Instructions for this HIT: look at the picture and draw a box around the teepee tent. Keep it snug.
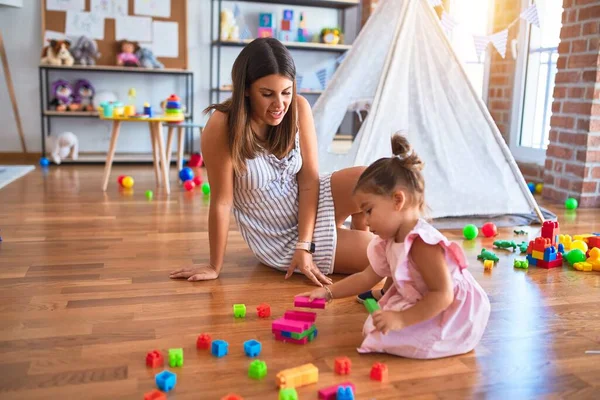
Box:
[313,0,544,222]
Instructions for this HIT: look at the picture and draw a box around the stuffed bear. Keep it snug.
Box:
[71,36,101,66]
[50,79,75,111]
[136,47,164,69]
[46,132,79,165]
[41,39,74,66]
[72,79,95,111]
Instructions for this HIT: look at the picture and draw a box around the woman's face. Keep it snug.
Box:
[247,74,293,126]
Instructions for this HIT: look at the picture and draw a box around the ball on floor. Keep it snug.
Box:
[121,176,134,189]
[481,222,497,238]
[179,167,194,182]
[565,198,578,210]
[463,224,478,240]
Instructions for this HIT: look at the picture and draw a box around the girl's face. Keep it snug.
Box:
[354,189,411,241]
[247,74,293,127]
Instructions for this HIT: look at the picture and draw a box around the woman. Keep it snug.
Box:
[169,38,372,286]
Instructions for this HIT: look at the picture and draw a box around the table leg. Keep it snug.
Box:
[166,126,174,173]
[149,122,161,187]
[155,123,171,195]
[177,126,184,172]
[102,120,122,191]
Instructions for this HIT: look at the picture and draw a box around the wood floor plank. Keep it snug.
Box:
[0,165,598,398]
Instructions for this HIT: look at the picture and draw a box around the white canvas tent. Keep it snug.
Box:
[313,0,544,222]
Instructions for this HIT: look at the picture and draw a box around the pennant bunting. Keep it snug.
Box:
[315,68,328,90]
[490,29,508,58]
[473,35,490,58]
[520,4,540,28]
[441,12,458,35]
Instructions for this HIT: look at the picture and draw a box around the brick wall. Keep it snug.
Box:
[487,0,521,142]
[543,0,600,207]
[518,162,545,184]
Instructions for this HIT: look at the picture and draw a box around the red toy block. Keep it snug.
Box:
[144,389,167,400]
[588,236,600,249]
[221,394,243,400]
[370,362,388,382]
[334,356,352,375]
[294,295,326,309]
[284,310,317,323]
[318,381,355,400]
[196,333,212,350]
[272,317,312,333]
[541,221,559,244]
[536,254,563,269]
[532,237,551,253]
[145,350,164,368]
[257,303,271,318]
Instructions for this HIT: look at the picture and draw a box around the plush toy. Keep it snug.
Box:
[70,36,100,66]
[46,132,79,165]
[41,39,74,66]
[72,79,95,111]
[136,47,164,69]
[50,79,75,111]
[116,40,140,67]
[220,9,240,41]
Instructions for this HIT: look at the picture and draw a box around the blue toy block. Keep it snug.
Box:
[155,370,177,392]
[259,13,274,28]
[526,254,538,266]
[558,243,565,254]
[244,339,262,357]
[337,385,355,400]
[212,339,229,357]
[280,331,292,338]
[544,246,557,262]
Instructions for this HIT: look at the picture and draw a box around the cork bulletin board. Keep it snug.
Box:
[41,0,188,69]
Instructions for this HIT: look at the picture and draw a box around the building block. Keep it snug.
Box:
[144,389,167,400]
[284,310,317,323]
[221,394,243,400]
[233,304,246,318]
[558,243,565,254]
[289,325,316,340]
[294,295,326,309]
[337,385,355,400]
[244,339,262,357]
[145,350,163,368]
[544,246,557,261]
[573,261,593,271]
[364,298,381,314]
[248,359,267,380]
[541,220,559,243]
[212,339,229,357]
[273,331,309,344]
[334,356,352,375]
[197,333,212,350]
[272,318,312,333]
[526,254,538,266]
[318,381,356,400]
[588,236,600,249]
[483,260,493,271]
[155,370,177,392]
[276,363,319,389]
[259,12,274,28]
[279,388,298,400]
[168,348,183,367]
[309,329,318,342]
[587,248,600,270]
[257,303,271,318]
[370,362,388,382]
[532,250,544,260]
[536,257,563,269]
[532,237,551,252]
[558,234,572,250]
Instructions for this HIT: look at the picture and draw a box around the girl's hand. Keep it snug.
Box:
[169,265,219,281]
[297,286,329,302]
[372,310,404,335]
[285,250,333,287]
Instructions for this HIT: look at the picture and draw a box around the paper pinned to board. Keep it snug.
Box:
[152,21,178,58]
[46,0,84,11]
[134,0,170,18]
[91,0,128,18]
[65,11,105,40]
[115,15,152,42]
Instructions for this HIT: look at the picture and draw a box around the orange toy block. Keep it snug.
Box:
[276,363,319,389]
[532,237,551,253]
[334,356,352,375]
[144,390,167,400]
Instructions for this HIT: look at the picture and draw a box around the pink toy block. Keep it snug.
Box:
[257,27,273,38]
[318,381,356,400]
[294,296,326,309]
[284,310,317,323]
[273,331,309,344]
[272,318,311,333]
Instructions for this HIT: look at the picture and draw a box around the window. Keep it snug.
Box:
[510,0,564,164]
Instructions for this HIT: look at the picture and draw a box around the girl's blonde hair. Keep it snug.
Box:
[204,38,298,174]
[354,133,426,211]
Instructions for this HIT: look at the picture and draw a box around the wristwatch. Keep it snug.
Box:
[296,241,315,254]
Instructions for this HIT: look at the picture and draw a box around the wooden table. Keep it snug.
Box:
[99,114,184,194]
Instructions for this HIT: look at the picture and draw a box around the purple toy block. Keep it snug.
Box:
[294,296,326,309]
[317,382,356,400]
[284,310,317,323]
[272,318,311,333]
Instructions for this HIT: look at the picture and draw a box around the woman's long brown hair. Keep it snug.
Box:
[204,38,298,174]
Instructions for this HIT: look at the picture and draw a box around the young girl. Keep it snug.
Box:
[301,134,491,359]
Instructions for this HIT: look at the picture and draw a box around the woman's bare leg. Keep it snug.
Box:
[330,166,368,229]
[333,228,372,274]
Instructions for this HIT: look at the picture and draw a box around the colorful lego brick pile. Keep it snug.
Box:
[272,309,318,344]
[526,221,563,269]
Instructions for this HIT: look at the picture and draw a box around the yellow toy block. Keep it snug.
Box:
[276,363,318,389]
[586,248,600,271]
[532,250,544,260]
[483,260,493,271]
[573,262,593,272]
[573,234,592,243]
[558,234,572,250]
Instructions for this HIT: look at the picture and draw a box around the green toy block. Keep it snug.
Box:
[168,348,183,367]
[233,304,246,318]
[248,359,267,380]
[513,259,529,269]
[289,325,315,340]
[364,298,380,314]
[279,388,298,400]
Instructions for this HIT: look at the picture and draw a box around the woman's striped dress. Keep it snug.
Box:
[232,134,337,275]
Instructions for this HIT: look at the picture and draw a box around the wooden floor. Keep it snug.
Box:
[0,165,599,400]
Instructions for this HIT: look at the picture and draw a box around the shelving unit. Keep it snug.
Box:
[38,65,194,162]
[209,0,360,104]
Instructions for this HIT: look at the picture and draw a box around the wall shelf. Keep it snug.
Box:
[231,0,360,9]
[213,39,351,52]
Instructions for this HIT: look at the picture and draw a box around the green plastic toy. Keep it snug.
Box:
[168,348,183,367]
[279,388,299,400]
[493,240,518,252]
[233,304,246,318]
[249,359,267,380]
[513,259,529,269]
[364,298,380,314]
[518,241,528,254]
[513,229,526,235]
[565,249,586,265]
[477,248,499,262]
[145,190,153,200]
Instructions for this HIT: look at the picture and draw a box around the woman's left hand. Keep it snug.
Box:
[285,250,333,287]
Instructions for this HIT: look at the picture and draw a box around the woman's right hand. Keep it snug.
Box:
[169,265,219,281]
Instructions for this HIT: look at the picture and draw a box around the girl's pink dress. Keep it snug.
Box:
[358,219,491,359]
